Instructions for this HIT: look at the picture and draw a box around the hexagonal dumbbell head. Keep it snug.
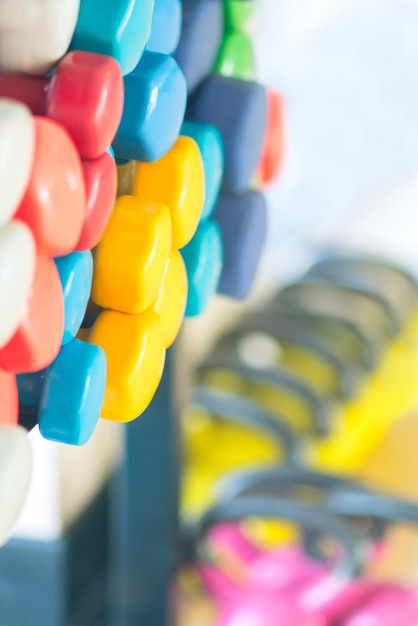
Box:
[187,75,267,193]
[0,0,80,74]
[214,30,256,81]
[55,251,93,345]
[17,339,106,446]
[113,51,187,162]
[71,0,153,76]
[0,256,64,374]
[76,153,117,251]
[92,195,172,314]
[173,0,223,93]
[0,100,35,228]
[88,309,166,422]
[181,220,223,317]
[132,136,205,248]
[150,249,188,348]
[15,117,86,257]
[213,190,267,299]
[257,90,286,186]
[0,51,124,160]
[0,425,32,546]
[0,221,36,349]
[147,0,182,55]
[0,369,18,427]
[181,121,224,221]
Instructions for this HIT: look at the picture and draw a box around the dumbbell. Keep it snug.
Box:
[187,75,267,193]
[147,0,182,55]
[224,0,260,36]
[0,0,80,74]
[0,100,35,227]
[0,426,32,546]
[0,51,124,160]
[70,0,154,76]
[55,251,93,345]
[174,0,224,93]
[14,116,86,257]
[181,220,224,317]
[213,190,267,299]
[112,51,187,162]
[181,121,224,221]
[0,255,64,374]
[92,195,172,314]
[18,338,106,446]
[214,29,256,81]
[257,89,286,186]
[0,369,18,427]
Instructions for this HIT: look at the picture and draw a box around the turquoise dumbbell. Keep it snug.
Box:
[70,0,154,76]
[181,121,224,221]
[54,251,93,346]
[147,0,182,55]
[18,339,106,446]
[181,220,224,317]
[113,51,187,162]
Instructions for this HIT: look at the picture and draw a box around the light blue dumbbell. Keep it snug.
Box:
[18,339,106,446]
[147,0,182,55]
[54,251,93,345]
[181,220,223,317]
[181,121,224,221]
[113,51,187,162]
[70,0,154,76]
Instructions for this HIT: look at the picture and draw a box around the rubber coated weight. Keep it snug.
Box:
[0,426,32,546]
[132,136,205,248]
[181,121,224,221]
[0,0,80,74]
[55,252,93,345]
[181,220,223,317]
[0,100,35,227]
[150,249,188,347]
[88,310,166,422]
[213,190,267,299]
[18,339,107,446]
[15,117,86,257]
[174,0,224,93]
[147,0,182,55]
[76,153,117,251]
[187,75,267,193]
[0,370,18,427]
[0,221,36,349]
[0,256,63,374]
[92,196,172,314]
[113,51,187,162]
[0,51,124,160]
[257,90,285,186]
[71,0,154,76]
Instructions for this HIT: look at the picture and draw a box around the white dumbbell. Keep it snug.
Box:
[0,426,32,546]
[0,0,80,74]
[0,100,35,226]
[0,221,36,348]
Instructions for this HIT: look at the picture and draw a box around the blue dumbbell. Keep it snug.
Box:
[147,0,182,55]
[113,51,187,162]
[70,0,154,76]
[187,75,267,193]
[213,190,267,299]
[181,121,224,221]
[174,0,224,93]
[181,220,224,317]
[54,251,93,346]
[18,339,106,446]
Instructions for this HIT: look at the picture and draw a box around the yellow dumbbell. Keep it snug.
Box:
[92,195,172,314]
[131,135,205,248]
[86,308,166,422]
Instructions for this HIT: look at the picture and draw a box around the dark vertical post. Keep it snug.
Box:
[108,347,181,626]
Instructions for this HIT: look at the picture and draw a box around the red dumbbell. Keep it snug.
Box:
[0,51,124,159]
[0,255,64,374]
[0,369,18,426]
[76,152,117,251]
[15,116,86,257]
